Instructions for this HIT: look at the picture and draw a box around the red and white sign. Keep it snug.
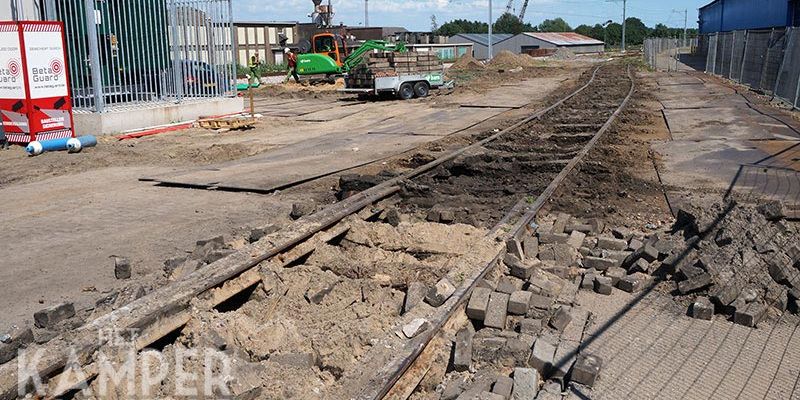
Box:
[0,21,73,143]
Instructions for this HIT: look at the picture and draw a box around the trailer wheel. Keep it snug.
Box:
[413,81,430,98]
[398,83,415,100]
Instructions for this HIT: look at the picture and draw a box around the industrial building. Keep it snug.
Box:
[449,32,603,59]
[699,0,800,33]
[448,33,514,60]
[507,32,605,54]
[234,21,298,66]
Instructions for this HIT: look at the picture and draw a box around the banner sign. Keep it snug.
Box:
[0,21,73,143]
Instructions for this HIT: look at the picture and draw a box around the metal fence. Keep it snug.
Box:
[40,0,235,113]
[702,27,800,110]
[643,37,699,72]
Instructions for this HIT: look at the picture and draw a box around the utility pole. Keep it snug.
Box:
[365,0,369,27]
[621,0,627,52]
[488,0,493,59]
[683,8,688,47]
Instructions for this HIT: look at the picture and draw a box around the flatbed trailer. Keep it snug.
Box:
[339,71,449,99]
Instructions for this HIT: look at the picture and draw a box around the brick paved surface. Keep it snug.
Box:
[575,288,800,399]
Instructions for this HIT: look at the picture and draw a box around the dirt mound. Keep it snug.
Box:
[450,53,485,71]
[550,47,576,60]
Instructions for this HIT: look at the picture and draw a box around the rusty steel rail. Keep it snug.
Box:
[1,66,604,400]
[356,65,637,400]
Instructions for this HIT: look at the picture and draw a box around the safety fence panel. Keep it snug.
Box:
[774,28,800,109]
[729,30,747,82]
[760,29,787,94]
[642,37,698,72]
[740,30,772,89]
[42,0,235,112]
[706,33,718,73]
[716,32,733,77]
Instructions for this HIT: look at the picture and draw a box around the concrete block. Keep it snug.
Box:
[571,354,602,387]
[583,257,616,271]
[497,276,524,294]
[523,236,539,259]
[453,325,474,372]
[788,244,800,264]
[641,243,660,262]
[0,325,34,364]
[467,287,493,321]
[509,291,533,315]
[567,231,587,249]
[597,236,628,251]
[538,232,570,245]
[440,210,456,223]
[425,278,456,307]
[587,218,605,234]
[602,250,632,267]
[734,302,767,327]
[768,259,797,286]
[618,272,651,293]
[519,318,542,335]
[628,238,644,252]
[114,257,131,280]
[604,267,626,285]
[505,334,535,365]
[594,276,613,295]
[528,273,561,298]
[552,340,578,382]
[426,210,441,223]
[34,303,76,329]
[507,238,526,262]
[678,272,712,294]
[511,367,539,400]
[529,335,557,375]
[402,318,430,338]
[630,258,651,274]
[612,227,633,240]
[690,297,714,320]
[578,247,592,257]
[580,272,596,290]
[553,213,571,234]
[404,282,428,313]
[506,255,535,280]
[549,306,572,332]
[710,283,739,306]
[455,371,497,400]
[478,391,505,400]
[290,202,316,219]
[477,278,496,291]
[485,292,510,329]
[565,224,592,234]
[492,376,514,398]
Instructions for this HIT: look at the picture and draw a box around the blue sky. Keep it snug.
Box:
[234,0,712,31]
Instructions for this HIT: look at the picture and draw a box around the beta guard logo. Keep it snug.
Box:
[49,58,63,75]
[7,59,20,77]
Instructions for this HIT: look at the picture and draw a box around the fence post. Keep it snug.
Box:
[83,0,104,112]
[759,28,776,91]
[739,30,749,83]
[169,0,183,103]
[773,28,793,101]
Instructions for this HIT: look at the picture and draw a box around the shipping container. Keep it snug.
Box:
[699,0,795,34]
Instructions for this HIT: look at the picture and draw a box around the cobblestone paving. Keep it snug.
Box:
[575,289,800,399]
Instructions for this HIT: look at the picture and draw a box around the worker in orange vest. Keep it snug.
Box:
[285,48,300,83]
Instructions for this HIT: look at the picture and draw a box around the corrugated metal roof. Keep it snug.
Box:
[523,32,604,46]
[451,33,514,47]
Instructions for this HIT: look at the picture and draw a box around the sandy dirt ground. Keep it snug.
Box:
[0,61,587,336]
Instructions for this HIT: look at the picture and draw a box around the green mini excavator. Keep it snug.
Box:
[296,37,407,76]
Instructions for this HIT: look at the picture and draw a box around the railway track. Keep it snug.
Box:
[0,61,635,400]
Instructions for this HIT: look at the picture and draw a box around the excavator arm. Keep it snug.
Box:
[341,40,407,72]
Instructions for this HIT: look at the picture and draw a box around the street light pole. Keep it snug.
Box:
[621,0,627,52]
[488,0,493,59]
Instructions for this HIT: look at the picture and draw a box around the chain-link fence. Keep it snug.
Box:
[701,27,800,110]
[643,37,699,72]
[40,0,236,113]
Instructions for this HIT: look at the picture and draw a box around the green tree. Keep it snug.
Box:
[435,19,489,36]
[623,17,650,45]
[574,24,592,37]
[537,18,572,32]
[431,15,439,32]
[493,12,536,34]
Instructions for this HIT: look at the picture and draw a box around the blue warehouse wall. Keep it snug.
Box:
[699,0,792,33]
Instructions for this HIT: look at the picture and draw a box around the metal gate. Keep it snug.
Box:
[40,0,235,112]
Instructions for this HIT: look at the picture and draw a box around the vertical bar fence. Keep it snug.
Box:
[41,0,235,113]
